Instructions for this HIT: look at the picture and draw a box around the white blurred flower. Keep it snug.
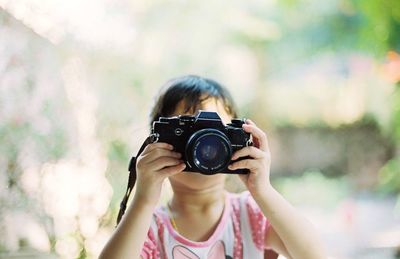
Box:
[3,212,50,252]
[55,236,80,259]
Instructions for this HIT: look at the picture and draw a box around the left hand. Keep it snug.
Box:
[228,119,271,197]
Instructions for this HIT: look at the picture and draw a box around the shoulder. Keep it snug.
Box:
[146,205,168,232]
[237,191,266,222]
[227,191,269,251]
[228,191,269,233]
[226,191,264,221]
[227,191,257,208]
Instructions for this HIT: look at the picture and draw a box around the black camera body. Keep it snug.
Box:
[151,111,251,175]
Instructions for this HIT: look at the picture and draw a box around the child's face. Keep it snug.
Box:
[168,97,233,191]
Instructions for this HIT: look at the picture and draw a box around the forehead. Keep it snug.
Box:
[173,97,232,124]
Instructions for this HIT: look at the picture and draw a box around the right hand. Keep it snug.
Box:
[134,142,186,206]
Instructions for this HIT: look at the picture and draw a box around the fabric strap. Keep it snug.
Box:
[116,135,156,226]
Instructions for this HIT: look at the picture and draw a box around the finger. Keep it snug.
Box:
[151,157,183,171]
[231,146,264,160]
[159,163,186,177]
[245,119,256,126]
[141,142,173,155]
[228,158,259,171]
[142,148,182,163]
[242,121,268,151]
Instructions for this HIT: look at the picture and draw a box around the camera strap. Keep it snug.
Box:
[116,135,156,226]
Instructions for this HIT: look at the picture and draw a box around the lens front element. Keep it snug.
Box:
[186,129,232,174]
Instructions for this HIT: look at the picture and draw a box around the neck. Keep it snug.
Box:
[169,182,226,213]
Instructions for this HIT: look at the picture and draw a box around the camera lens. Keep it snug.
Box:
[186,129,232,174]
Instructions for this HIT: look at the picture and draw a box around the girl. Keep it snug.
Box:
[100,75,326,259]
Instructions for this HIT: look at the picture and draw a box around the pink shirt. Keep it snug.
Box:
[141,191,271,259]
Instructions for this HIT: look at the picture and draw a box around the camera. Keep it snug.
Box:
[151,111,251,175]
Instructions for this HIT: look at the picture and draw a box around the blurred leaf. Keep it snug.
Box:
[378,158,400,194]
[108,139,129,162]
[273,170,350,208]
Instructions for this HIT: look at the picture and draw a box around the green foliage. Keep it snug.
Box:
[379,84,400,197]
[108,139,129,162]
[354,0,400,53]
[273,170,350,208]
[378,158,400,194]
[392,84,400,141]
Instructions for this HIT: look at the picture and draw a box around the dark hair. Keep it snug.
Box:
[150,75,238,129]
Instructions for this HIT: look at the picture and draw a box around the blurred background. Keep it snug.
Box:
[1,0,400,258]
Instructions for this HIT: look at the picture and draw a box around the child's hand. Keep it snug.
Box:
[135,142,186,205]
[228,119,271,197]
